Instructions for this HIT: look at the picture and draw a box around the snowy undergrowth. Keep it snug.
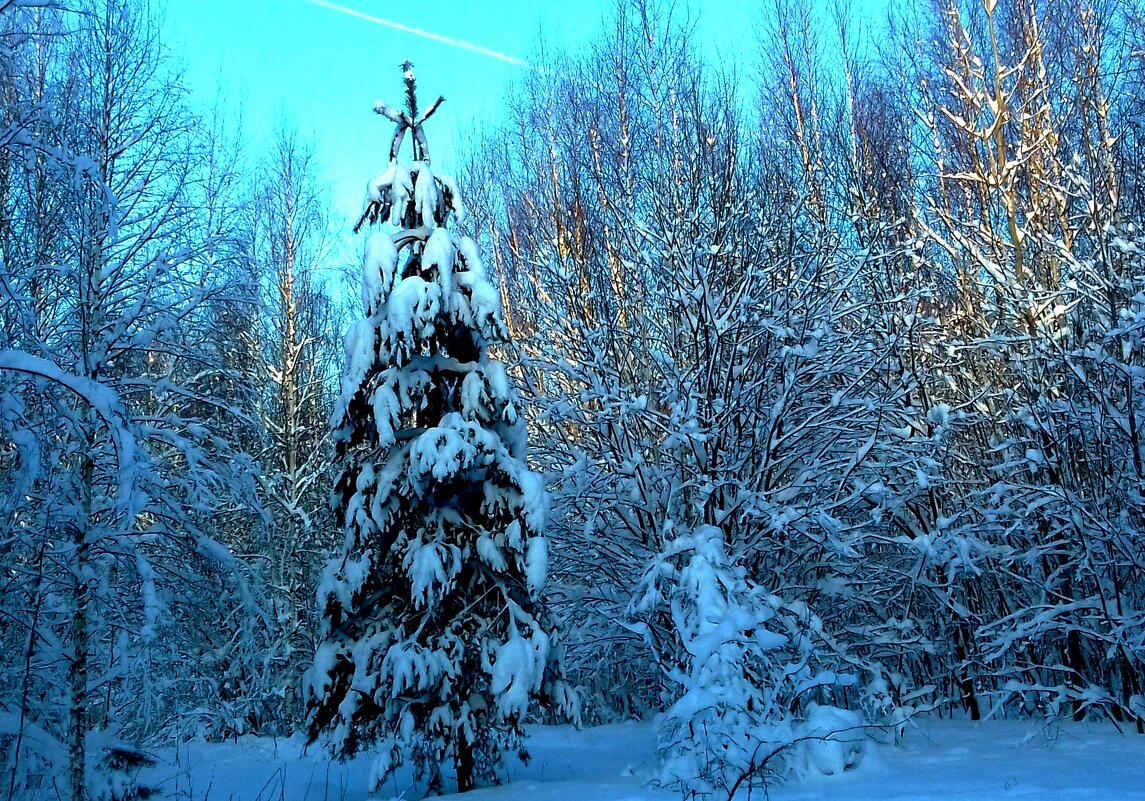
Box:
[138,717,1145,801]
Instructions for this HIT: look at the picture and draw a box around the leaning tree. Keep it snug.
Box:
[303,64,575,795]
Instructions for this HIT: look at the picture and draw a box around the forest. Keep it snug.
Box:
[2,0,1145,799]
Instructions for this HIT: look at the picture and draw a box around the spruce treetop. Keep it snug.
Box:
[372,60,445,165]
[354,63,461,234]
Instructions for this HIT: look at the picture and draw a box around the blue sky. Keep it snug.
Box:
[162,0,889,229]
[163,0,615,225]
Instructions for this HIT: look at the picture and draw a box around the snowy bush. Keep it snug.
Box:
[86,734,157,801]
[796,703,868,777]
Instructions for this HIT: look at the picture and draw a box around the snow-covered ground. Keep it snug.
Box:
[146,716,1145,801]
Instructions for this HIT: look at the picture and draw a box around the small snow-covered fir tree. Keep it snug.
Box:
[631,524,866,796]
[303,64,574,795]
[631,525,792,794]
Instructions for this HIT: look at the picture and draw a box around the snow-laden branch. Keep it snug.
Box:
[0,349,139,506]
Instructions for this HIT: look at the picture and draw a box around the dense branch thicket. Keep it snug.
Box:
[464,0,1145,760]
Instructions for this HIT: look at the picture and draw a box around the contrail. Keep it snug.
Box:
[304,0,530,67]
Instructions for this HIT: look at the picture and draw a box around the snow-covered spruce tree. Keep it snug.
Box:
[304,64,575,795]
